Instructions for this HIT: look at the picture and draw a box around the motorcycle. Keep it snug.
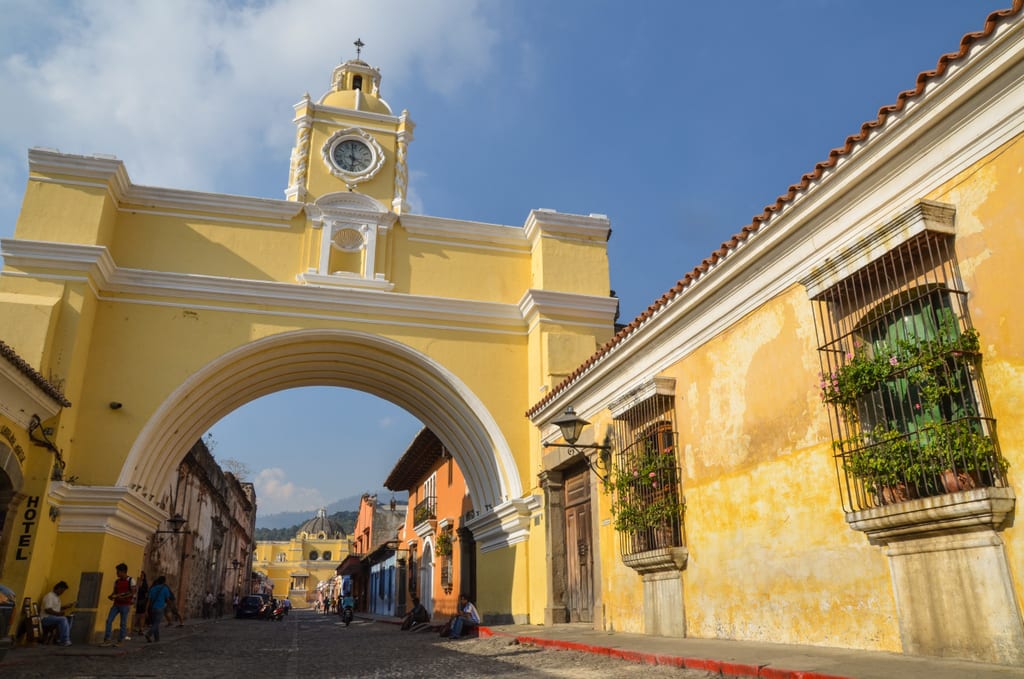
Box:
[341,600,353,626]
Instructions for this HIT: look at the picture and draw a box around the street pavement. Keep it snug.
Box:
[2,610,1024,678]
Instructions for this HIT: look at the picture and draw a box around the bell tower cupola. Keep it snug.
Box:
[290,40,414,291]
[285,38,414,214]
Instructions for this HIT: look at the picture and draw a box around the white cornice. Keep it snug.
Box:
[464,495,541,553]
[0,361,64,428]
[308,103,400,126]
[124,185,303,221]
[608,376,676,419]
[0,239,527,331]
[523,209,611,246]
[48,483,166,546]
[400,214,529,251]
[518,289,619,330]
[297,272,396,291]
[530,16,1024,419]
[28,148,305,223]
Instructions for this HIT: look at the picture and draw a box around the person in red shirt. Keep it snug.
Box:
[101,563,135,646]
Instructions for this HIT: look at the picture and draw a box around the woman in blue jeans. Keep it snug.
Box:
[145,576,174,642]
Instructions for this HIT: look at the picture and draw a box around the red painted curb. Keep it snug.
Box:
[478,627,854,679]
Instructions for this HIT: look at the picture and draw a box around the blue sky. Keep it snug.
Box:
[0,1,1010,516]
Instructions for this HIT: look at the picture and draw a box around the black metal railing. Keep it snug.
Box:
[412,496,436,526]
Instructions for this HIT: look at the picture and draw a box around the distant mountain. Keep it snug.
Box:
[255,489,406,529]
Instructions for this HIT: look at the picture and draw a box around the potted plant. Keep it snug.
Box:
[413,504,435,525]
[434,532,452,556]
[822,320,1007,505]
[609,444,684,546]
[842,427,924,504]
[919,419,1005,492]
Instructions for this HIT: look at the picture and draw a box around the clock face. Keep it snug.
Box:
[332,139,373,173]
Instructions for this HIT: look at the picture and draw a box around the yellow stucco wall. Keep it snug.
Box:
[575,131,1024,652]
[926,131,1024,607]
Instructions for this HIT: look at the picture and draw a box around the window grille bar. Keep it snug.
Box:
[611,394,685,556]
[811,231,1006,512]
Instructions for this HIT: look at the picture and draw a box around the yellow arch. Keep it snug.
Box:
[120,328,521,514]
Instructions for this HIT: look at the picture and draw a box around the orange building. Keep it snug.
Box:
[385,428,475,620]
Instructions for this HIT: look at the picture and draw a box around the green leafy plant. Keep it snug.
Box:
[919,419,1005,479]
[819,324,980,420]
[841,427,922,495]
[609,444,684,535]
[434,532,452,556]
[824,318,1007,503]
[413,504,435,525]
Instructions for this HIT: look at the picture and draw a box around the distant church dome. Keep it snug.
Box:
[296,507,345,540]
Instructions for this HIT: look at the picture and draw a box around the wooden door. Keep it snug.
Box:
[563,470,593,623]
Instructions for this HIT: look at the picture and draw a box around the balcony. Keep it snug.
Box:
[412,496,437,537]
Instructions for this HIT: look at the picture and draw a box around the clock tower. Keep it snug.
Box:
[289,42,414,289]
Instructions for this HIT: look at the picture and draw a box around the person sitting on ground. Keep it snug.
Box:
[401,596,430,631]
[41,581,74,647]
[448,593,480,640]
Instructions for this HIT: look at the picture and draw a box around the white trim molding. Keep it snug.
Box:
[465,495,542,553]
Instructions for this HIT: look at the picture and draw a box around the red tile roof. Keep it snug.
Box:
[0,339,72,408]
[527,0,1023,419]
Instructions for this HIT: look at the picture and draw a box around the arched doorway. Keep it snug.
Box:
[420,542,434,617]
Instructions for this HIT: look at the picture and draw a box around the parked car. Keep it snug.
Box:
[235,595,264,619]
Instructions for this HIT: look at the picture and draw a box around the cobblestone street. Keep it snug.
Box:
[1,611,718,679]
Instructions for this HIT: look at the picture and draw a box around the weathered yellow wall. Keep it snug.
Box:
[593,289,901,649]
[586,132,1024,652]
[927,131,1024,611]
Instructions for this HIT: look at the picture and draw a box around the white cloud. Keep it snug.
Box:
[253,467,325,515]
[0,0,501,230]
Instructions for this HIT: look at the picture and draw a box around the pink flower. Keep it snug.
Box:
[648,472,656,478]
[633,470,639,478]
[651,482,658,488]
[914,403,922,410]
[845,352,853,360]
[889,356,898,366]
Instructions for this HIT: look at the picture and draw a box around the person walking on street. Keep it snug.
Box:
[133,571,149,636]
[145,576,174,642]
[202,591,214,619]
[101,563,135,646]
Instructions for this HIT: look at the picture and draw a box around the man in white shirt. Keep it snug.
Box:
[449,593,480,639]
[41,581,73,646]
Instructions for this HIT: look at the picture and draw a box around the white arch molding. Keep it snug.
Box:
[118,328,527,550]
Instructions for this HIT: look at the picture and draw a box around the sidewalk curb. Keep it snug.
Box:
[478,627,853,679]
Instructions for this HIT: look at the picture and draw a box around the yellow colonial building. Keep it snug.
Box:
[529,4,1024,667]
[253,509,349,608]
[0,50,615,640]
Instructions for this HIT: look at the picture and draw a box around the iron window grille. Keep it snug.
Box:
[809,229,1006,513]
[611,395,684,557]
[440,554,454,594]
